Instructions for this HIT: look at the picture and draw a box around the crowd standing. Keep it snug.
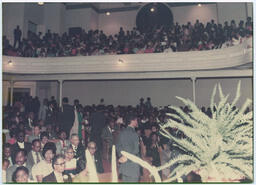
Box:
[3,17,253,57]
[3,95,251,182]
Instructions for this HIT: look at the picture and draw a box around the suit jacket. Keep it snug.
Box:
[6,163,33,182]
[45,107,57,125]
[90,112,106,134]
[11,142,32,164]
[76,151,104,174]
[101,126,113,147]
[58,104,75,134]
[56,140,71,154]
[71,143,85,159]
[42,172,72,183]
[116,126,140,178]
[26,151,43,168]
[90,111,106,151]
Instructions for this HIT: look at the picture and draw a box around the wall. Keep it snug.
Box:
[98,10,137,36]
[171,4,218,25]
[90,9,99,30]
[64,8,92,32]
[196,77,253,109]
[217,3,247,25]
[3,3,25,44]
[23,3,44,37]
[247,3,253,18]
[33,77,252,108]
[35,81,59,104]
[3,78,251,108]
[44,3,66,35]
[62,79,193,107]
[2,81,36,106]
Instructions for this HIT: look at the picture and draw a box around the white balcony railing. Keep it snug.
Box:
[2,38,252,75]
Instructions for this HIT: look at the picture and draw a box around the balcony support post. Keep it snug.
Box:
[10,80,15,106]
[191,77,197,104]
[58,80,63,108]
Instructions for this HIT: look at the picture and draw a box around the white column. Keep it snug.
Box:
[58,80,63,108]
[10,80,15,106]
[191,77,196,104]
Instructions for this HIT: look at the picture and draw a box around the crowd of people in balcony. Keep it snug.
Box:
[3,17,252,57]
[3,94,251,182]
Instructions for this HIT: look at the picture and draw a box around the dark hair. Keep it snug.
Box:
[40,131,49,140]
[33,124,41,129]
[4,143,11,149]
[125,113,137,126]
[58,129,67,136]
[14,149,27,161]
[15,129,25,139]
[12,166,29,182]
[150,132,158,139]
[184,171,202,182]
[52,154,65,169]
[106,117,115,125]
[32,139,40,146]
[9,128,18,138]
[62,97,69,103]
[74,99,79,104]
[42,142,56,158]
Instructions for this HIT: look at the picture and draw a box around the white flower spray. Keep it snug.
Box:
[158,81,252,182]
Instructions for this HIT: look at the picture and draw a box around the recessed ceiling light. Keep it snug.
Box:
[106,12,110,16]
[198,4,202,7]
[150,8,155,12]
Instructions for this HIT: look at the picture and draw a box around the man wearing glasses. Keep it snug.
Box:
[42,154,72,182]
[76,141,104,174]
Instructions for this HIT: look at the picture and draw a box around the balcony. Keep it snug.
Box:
[2,40,252,79]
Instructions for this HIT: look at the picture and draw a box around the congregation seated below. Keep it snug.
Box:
[2,96,251,182]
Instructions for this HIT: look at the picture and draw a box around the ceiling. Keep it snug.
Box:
[64,2,216,12]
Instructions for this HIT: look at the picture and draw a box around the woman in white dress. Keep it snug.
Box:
[31,142,56,182]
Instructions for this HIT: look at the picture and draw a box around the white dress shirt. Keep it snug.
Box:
[32,151,42,164]
[17,142,25,149]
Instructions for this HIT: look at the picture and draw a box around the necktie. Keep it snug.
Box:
[36,152,40,163]
[74,146,77,155]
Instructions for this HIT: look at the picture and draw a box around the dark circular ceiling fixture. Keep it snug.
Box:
[136,3,173,33]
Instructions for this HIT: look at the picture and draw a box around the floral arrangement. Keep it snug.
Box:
[158,81,253,182]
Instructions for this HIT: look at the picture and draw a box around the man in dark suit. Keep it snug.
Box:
[26,139,43,167]
[76,141,104,174]
[42,154,72,183]
[13,25,22,48]
[101,117,115,161]
[6,149,33,182]
[90,105,106,152]
[70,133,85,159]
[58,97,75,138]
[116,113,140,182]
[11,130,32,164]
